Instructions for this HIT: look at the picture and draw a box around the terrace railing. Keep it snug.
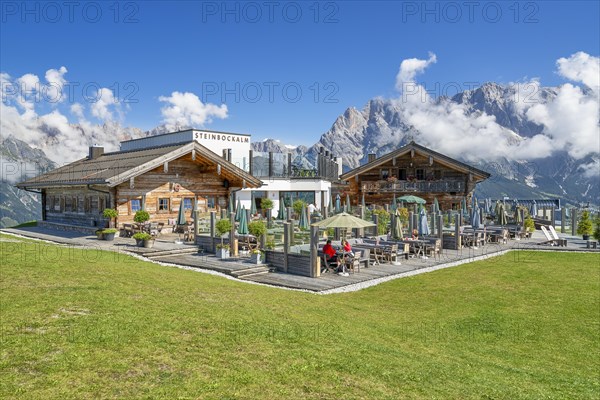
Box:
[362,180,464,193]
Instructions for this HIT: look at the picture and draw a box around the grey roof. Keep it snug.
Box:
[340,141,491,181]
[16,142,262,189]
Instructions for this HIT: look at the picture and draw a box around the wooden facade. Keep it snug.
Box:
[17,142,262,228]
[339,142,490,210]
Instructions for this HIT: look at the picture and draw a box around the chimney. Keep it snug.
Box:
[89,146,104,160]
[368,153,376,163]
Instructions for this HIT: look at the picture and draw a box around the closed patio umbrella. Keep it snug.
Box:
[175,199,187,243]
[335,194,341,213]
[497,203,507,225]
[328,193,333,215]
[228,194,234,214]
[514,205,522,224]
[235,198,242,222]
[361,192,366,209]
[392,192,397,212]
[298,204,309,230]
[345,194,351,213]
[418,208,430,237]
[433,197,440,213]
[530,200,537,218]
[392,208,403,239]
[277,197,286,220]
[238,206,249,235]
[250,192,257,215]
[471,205,482,229]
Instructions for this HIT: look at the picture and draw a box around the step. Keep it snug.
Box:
[143,247,200,258]
[238,271,270,280]
[230,266,270,278]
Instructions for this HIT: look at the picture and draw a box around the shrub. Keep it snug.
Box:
[102,208,118,219]
[397,207,409,224]
[132,232,152,241]
[524,216,535,232]
[577,210,593,236]
[248,220,267,237]
[372,208,390,235]
[101,228,118,234]
[260,198,274,210]
[216,218,232,247]
[593,214,600,242]
[293,200,306,216]
[133,210,150,223]
[216,244,230,250]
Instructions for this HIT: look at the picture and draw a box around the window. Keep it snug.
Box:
[78,195,85,212]
[381,169,390,180]
[90,196,99,213]
[207,196,216,209]
[398,169,407,180]
[416,169,425,180]
[130,199,141,213]
[183,198,193,210]
[65,196,72,212]
[158,198,170,212]
[54,196,60,211]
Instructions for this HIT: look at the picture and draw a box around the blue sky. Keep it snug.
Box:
[1,1,599,145]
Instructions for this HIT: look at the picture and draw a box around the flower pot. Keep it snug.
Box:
[103,232,116,241]
[216,248,230,259]
[250,253,262,264]
[143,239,155,248]
[135,238,144,247]
[96,232,104,240]
[582,234,590,240]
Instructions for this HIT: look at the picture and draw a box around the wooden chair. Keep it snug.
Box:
[183,225,195,242]
[548,226,567,246]
[156,222,165,236]
[346,250,361,274]
[383,244,398,263]
[321,253,338,274]
[121,224,133,238]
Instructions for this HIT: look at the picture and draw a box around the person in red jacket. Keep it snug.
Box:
[323,239,340,269]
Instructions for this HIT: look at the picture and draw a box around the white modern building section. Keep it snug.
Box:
[118,129,341,216]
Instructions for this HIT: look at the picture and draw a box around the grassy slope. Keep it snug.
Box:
[1,235,599,399]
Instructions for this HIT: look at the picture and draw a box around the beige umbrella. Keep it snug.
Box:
[311,212,375,229]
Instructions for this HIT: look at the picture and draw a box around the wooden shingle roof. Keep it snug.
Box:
[16,142,262,189]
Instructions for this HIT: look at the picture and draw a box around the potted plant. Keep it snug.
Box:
[133,232,153,247]
[216,243,230,259]
[215,218,232,258]
[95,229,104,240]
[261,198,274,226]
[249,248,263,264]
[133,210,150,224]
[577,210,593,240]
[524,216,535,236]
[101,228,118,241]
[102,208,118,228]
[248,220,267,238]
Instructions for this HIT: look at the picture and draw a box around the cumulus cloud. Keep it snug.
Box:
[579,159,600,178]
[391,52,599,164]
[395,52,437,91]
[44,66,68,102]
[91,87,118,121]
[159,91,228,130]
[557,51,600,93]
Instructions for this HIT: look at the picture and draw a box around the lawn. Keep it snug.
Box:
[1,234,599,399]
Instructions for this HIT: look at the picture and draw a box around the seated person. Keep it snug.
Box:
[341,239,354,257]
[411,229,419,240]
[323,239,345,272]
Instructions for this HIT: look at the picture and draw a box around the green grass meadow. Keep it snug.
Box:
[1,234,599,399]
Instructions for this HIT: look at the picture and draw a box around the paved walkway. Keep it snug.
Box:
[2,226,598,293]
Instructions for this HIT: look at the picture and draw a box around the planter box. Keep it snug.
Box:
[216,248,230,259]
[135,238,144,247]
[103,232,116,241]
[143,239,155,248]
[250,254,262,264]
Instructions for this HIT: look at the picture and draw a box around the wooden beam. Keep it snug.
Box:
[163,162,168,172]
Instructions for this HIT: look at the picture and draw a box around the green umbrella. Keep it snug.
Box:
[335,194,341,213]
[434,197,440,213]
[397,195,426,204]
[176,199,187,226]
[514,205,522,223]
[277,197,286,220]
[298,204,309,230]
[392,208,403,239]
[235,198,242,222]
[345,194,351,213]
[391,192,397,211]
[238,206,249,235]
[228,194,234,214]
[497,203,507,225]
[250,192,257,215]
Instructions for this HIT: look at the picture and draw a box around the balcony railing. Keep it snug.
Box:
[362,180,464,193]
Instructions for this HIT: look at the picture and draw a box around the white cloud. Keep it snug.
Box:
[579,159,600,178]
[44,66,68,102]
[90,87,118,121]
[395,52,437,91]
[158,91,228,130]
[391,52,599,163]
[557,52,600,93]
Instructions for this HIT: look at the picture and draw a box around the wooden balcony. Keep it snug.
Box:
[361,180,464,193]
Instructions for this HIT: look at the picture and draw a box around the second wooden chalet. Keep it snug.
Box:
[339,141,490,210]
